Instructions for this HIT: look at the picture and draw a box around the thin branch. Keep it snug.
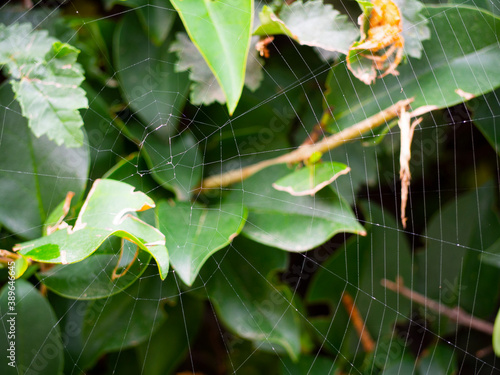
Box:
[382,278,494,335]
[200,98,414,190]
[342,292,375,352]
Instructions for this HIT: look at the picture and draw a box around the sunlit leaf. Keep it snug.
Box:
[225,165,365,252]
[253,0,359,54]
[37,237,150,299]
[272,161,350,196]
[15,179,170,280]
[170,32,263,107]
[0,83,89,239]
[157,200,247,286]
[170,0,253,114]
[0,23,88,147]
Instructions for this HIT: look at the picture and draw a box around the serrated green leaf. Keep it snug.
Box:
[171,0,253,114]
[0,83,89,239]
[327,5,500,131]
[114,11,189,134]
[0,23,88,147]
[37,237,150,299]
[225,165,365,252]
[253,0,359,54]
[157,200,247,286]
[0,279,64,375]
[15,179,170,280]
[202,237,301,360]
[170,32,263,107]
[272,161,350,196]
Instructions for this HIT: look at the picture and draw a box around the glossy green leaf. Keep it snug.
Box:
[415,184,500,321]
[0,279,64,375]
[103,153,161,200]
[470,89,500,155]
[81,83,125,180]
[0,23,88,147]
[157,200,247,286]
[481,239,500,268]
[254,1,358,54]
[272,161,350,196]
[140,131,203,201]
[104,0,177,44]
[37,237,150,299]
[494,308,500,357]
[114,11,189,133]
[203,237,301,360]
[170,32,263,107]
[306,202,412,358]
[225,165,365,252]
[326,5,500,132]
[280,354,339,374]
[15,179,170,280]
[136,294,204,375]
[0,83,89,239]
[171,0,253,114]
[419,344,457,375]
[80,274,170,367]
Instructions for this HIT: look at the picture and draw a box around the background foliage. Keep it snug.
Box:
[1,0,500,374]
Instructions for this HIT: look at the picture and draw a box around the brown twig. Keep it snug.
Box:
[381,278,494,335]
[341,292,375,352]
[199,98,414,190]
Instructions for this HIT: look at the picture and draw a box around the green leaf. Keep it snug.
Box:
[481,239,500,268]
[170,0,253,114]
[80,274,170,367]
[470,89,500,155]
[326,5,500,131]
[280,354,339,374]
[37,237,150,299]
[0,23,88,147]
[225,165,365,252]
[136,294,204,375]
[272,161,350,196]
[0,83,89,239]
[0,279,64,375]
[306,201,412,358]
[202,237,301,360]
[114,11,189,134]
[418,343,457,375]
[157,200,247,286]
[415,184,500,321]
[15,179,170,280]
[253,1,359,54]
[170,32,263,107]
[494,308,500,357]
[140,131,203,201]
[81,83,125,180]
[394,0,431,59]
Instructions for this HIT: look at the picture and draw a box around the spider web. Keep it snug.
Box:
[1,0,500,374]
